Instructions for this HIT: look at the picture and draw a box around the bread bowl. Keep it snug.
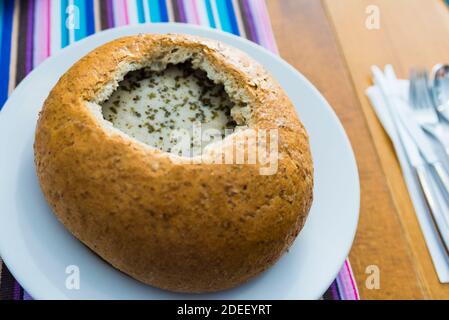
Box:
[34,34,313,293]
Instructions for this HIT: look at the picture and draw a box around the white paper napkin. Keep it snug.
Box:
[366,80,449,283]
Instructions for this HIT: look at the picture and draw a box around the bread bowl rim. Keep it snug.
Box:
[33,32,314,293]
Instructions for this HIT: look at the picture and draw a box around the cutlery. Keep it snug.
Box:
[431,64,449,122]
[421,124,449,158]
[409,69,449,157]
[409,69,440,125]
[371,65,449,253]
[382,65,449,203]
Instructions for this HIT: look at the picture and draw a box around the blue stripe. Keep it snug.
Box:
[158,0,168,22]
[148,0,161,22]
[136,0,146,23]
[0,0,4,53]
[0,0,13,109]
[74,0,87,41]
[224,0,239,35]
[85,0,95,36]
[204,0,216,28]
[61,0,69,48]
[216,0,232,34]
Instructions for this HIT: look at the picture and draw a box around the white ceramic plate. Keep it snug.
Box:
[0,23,359,300]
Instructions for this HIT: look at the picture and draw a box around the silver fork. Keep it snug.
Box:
[409,69,449,157]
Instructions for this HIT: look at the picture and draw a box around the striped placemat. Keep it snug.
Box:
[0,0,359,301]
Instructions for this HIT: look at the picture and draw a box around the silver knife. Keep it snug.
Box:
[399,123,449,254]
[393,94,449,203]
[422,124,449,158]
[382,65,449,203]
[372,66,449,253]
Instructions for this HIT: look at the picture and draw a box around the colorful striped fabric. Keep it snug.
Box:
[0,0,359,300]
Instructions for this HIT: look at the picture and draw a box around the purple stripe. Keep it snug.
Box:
[25,0,36,73]
[0,265,23,300]
[176,0,187,23]
[336,261,359,300]
[329,281,341,300]
[12,281,22,300]
[23,291,33,300]
[106,0,115,28]
[241,0,259,44]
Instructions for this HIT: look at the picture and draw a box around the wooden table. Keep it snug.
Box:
[266,0,449,299]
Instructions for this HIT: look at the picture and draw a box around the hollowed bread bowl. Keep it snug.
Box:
[34,34,313,293]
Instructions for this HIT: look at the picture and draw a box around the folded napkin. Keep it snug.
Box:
[367,79,449,283]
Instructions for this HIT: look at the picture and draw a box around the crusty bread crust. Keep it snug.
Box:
[34,34,313,293]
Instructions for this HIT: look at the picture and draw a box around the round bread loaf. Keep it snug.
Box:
[34,34,313,293]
